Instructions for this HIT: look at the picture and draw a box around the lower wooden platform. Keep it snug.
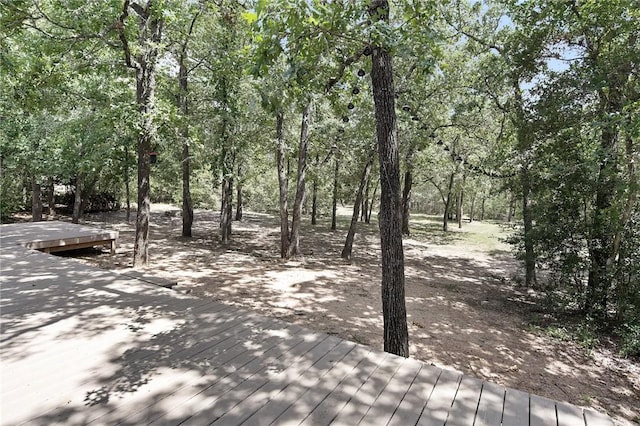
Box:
[0,222,613,425]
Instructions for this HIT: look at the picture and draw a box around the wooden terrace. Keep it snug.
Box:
[0,222,613,425]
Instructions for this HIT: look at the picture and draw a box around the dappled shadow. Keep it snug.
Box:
[33,208,639,424]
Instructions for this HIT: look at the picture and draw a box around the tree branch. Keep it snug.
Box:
[118,0,138,71]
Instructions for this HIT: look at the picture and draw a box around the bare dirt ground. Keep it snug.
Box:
[38,205,639,425]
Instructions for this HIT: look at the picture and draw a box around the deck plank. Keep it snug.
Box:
[530,395,558,426]
[584,409,614,426]
[502,388,530,426]
[387,364,441,426]
[557,402,586,426]
[416,368,463,426]
[358,357,423,425]
[475,381,506,426]
[445,375,483,425]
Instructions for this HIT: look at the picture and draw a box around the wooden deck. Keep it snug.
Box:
[0,222,613,425]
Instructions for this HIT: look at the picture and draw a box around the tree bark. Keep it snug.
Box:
[72,173,82,224]
[31,178,43,222]
[276,109,290,257]
[220,169,233,244]
[342,151,375,260]
[370,0,409,358]
[178,41,193,237]
[480,197,486,221]
[287,102,312,258]
[119,1,163,268]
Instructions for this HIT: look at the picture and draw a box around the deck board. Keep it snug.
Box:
[445,375,483,425]
[0,222,613,426]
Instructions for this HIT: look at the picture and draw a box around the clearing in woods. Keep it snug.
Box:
[48,205,638,425]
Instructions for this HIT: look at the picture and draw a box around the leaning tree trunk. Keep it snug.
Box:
[311,154,319,225]
[31,178,43,222]
[342,151,374,260]
[287,102,311,258]
[331,157,339,231]
[367,184,377,224]
[370,0,409,358]
[220,168,233,244]
[275,109,290,257]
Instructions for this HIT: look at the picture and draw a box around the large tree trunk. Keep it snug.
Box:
[178,46,194,238]
[331,157,339,231]
[31,178,43,222]
[342,151,375,260]
[286,102,311,258]
[370,0,409,358]
[121,1,162,268]
[276,109,290,257]
[46,177,55,219]
[72,173,82,224]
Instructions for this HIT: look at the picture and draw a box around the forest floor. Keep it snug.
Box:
[26,204,639,425]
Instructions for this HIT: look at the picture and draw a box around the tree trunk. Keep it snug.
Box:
[507,193,514,223]
[276,109,290,257]
[521,168,537,287]
[480,197,486,221]
[235,163,243,221]
[367,183,377,224]
[443,172,455,232]
[457,173,466,229]
[469,193,476,222]
[287,102,311,258]
[46,177,55,219]
[331,157,339,231]
[370,0,409,358]
[220,170,233,244]
[311,154,319,225]
[31,178,43,222]
[362,178,371,222]
[72,173,82,224]
[586,113,620,318]
[401,168,413,236]
[127,3,162,268]
[178,47,194,237]
[125,144,131,223]
[342,151,375,260]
